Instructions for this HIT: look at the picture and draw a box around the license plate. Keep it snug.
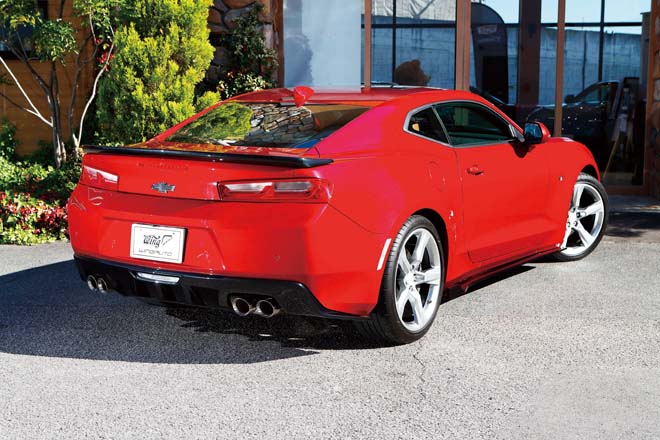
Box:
[130,224,186,264]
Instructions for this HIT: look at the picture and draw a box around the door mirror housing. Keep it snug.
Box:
[565,94,576,103]
[523,122,551,145]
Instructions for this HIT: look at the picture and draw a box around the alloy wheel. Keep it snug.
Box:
[560,182,606,257]
[395,228,442,332]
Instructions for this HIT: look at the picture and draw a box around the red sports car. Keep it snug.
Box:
[68,86,608,344]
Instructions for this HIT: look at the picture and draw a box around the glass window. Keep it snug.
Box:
[434,102,513,146]
[366,0,456,87]
[283,0,362,87]
[604,0,648,23]
[407,107,448,143]
[166,102,370,149]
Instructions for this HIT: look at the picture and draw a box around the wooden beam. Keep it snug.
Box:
[553,0,566,137]
[455,0,471,90]
[364,0,372,90]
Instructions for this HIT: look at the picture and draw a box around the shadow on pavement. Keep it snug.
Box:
[606,211,660,239]
[0,260,381,365]
[0,254,546,363]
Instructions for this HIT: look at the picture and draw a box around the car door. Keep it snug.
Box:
[434,101,554,263]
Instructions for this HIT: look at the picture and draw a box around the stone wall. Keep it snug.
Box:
[651,0,660,198]
[207,0,276,84]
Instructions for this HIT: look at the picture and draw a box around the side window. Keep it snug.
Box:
[433,102,513,146]
[407,107,448,143]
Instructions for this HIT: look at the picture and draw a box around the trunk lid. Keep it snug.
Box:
[82,141,327,201]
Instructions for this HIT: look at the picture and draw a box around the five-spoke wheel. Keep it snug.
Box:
[555,173,609,261]
[355,216,444,344]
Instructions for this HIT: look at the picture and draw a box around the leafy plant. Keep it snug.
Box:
[95,0,218,144]
[0,119,18,161]
[215,4,278,99]
[0,190,68,245]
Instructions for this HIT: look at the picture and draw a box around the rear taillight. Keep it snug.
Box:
[218,179,332,203]
[80,165,119,191]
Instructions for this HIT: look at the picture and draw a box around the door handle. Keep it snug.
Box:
[467,166,484,176]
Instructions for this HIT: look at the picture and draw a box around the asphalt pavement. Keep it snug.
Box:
[0,211,659,439]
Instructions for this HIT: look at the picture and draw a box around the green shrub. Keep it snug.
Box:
[96,0,217,144]
[0,119,18,160]
[0,190,68,245]
[216,5,278,99]
[218,72,271,99]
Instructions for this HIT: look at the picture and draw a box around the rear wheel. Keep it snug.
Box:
[355,216,444,344]
[553,173,608,262]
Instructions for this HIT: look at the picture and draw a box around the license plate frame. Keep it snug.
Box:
[130,224,186,264]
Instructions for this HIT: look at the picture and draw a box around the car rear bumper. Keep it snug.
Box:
[68,184,388,316]
[75,256,360,319]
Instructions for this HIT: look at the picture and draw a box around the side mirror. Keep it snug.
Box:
[523,122,551,145]
[565,94,576,104]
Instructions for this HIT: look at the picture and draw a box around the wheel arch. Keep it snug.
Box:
[412,208,449,272]
[581,164,600,180]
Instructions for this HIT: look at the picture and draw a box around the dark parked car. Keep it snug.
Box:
[527,78,641,169]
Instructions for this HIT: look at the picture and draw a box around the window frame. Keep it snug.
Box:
[403,104,452,146]
[431,100,522,148]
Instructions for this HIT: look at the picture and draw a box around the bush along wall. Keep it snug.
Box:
[0,121,77,245]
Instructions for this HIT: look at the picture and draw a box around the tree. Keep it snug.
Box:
[95,0,218,144]
[0,0,121,167]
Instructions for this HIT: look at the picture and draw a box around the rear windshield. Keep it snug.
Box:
[165,102,370,148]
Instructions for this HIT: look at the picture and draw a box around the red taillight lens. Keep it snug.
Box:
[80,165,119,191]
[218,179,332,203]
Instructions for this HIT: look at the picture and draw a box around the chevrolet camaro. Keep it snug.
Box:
[68,86,608,344]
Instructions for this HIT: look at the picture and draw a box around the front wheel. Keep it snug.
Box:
[355,216,444,345]
[553,173,608,262]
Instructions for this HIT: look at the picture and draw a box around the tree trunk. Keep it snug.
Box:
[50,64,66,168]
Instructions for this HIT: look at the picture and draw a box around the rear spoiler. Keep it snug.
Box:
[83,145,334,169]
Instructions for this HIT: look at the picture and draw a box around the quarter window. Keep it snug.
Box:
[434,102,514,146]
[406,107,448,143]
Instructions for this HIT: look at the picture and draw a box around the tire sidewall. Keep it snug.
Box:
[556,173,609,261]
[379,216,445,343]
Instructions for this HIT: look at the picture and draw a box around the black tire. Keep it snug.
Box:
[552,173,609,262]
[354,215,445,345]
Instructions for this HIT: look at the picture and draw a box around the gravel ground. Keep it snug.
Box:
[0,216,659,439]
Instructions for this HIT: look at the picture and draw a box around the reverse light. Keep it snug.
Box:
[218,179,332,203]
[80,165,119,191]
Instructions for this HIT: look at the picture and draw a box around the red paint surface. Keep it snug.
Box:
[69,88,599,316]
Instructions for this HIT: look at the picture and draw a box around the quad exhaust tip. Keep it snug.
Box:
[230,296,280,318]
[86,275,110,294]
[231,296,255,317]
[255,299,280,318]
[86,275,97,291]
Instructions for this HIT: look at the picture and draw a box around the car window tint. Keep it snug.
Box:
[407,107,448,143]
[433,102,513,146]
[166,102,370,148]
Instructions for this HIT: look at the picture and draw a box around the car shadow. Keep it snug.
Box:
[606,211,660,238]
[0,260,383,365]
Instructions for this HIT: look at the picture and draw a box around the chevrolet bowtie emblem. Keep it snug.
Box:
[151,182,176,193]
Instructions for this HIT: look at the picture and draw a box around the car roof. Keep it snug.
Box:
[232,86,447,107]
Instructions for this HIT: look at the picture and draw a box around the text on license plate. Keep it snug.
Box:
[130,224,186,264]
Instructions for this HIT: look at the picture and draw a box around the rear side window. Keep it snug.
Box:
[434,102,513,146]
[407,107,448,143]
[165,102,370,148]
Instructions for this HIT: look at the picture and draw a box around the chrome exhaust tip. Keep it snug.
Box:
[230,296,254,317]
[255,299,280,318]
[97,277,109,294]
[86,275,98,291]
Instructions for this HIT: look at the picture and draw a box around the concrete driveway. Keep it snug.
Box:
[0,210,659,439]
